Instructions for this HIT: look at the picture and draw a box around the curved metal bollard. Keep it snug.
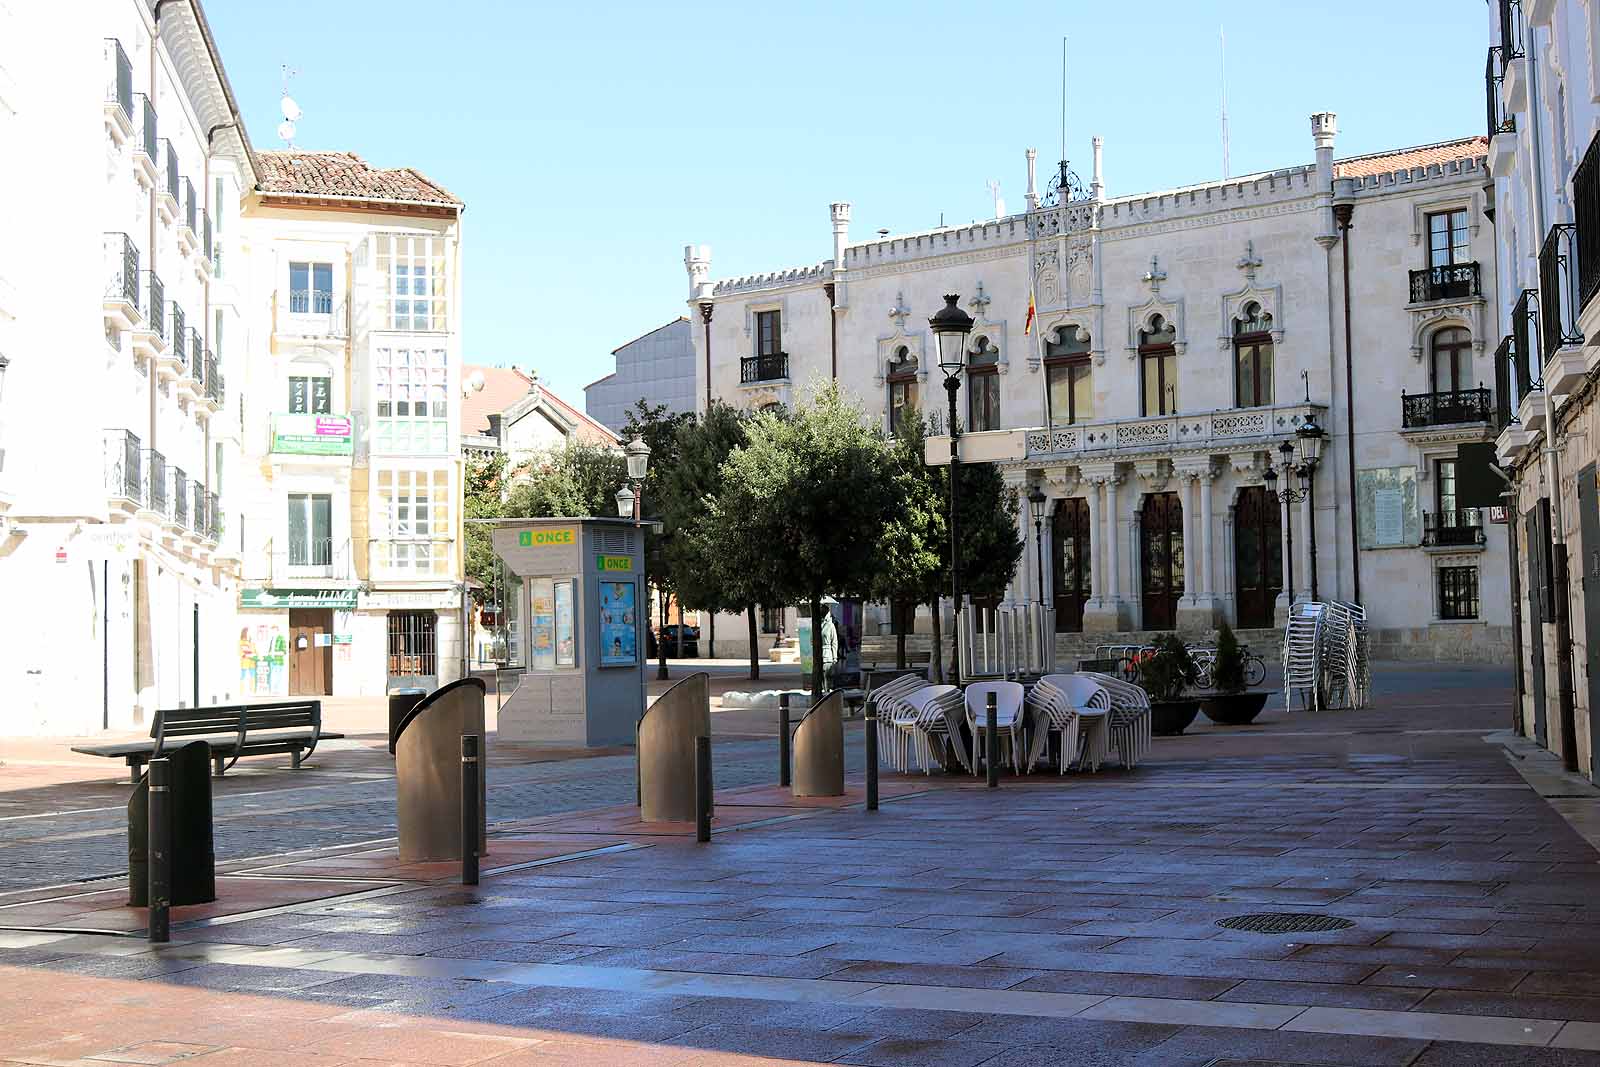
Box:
[639,671,711,822]
[396,677,488,863]
[792,690,844,798]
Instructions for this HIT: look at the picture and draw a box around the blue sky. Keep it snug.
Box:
[208,1,1485,405]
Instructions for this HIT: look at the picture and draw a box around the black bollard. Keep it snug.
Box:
[147,757,171,943]
[695,735,712,843]
[865,707,880,812]
[986,693,999,789]
[778,693,791,788]
[461,734,480,886]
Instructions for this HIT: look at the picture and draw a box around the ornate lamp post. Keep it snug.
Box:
[1294,413,1326,601]
[616,437,664,678]
[929,294,974,684]
[623,437,651,526]
[1028,485,1048,604]
[1263,411,1327,605]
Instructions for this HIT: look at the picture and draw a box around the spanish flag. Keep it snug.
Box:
[1024,285,1036,336]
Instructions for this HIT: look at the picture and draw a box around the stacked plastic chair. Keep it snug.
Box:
[1024,675,1096,773]
[1077,671,1152,769]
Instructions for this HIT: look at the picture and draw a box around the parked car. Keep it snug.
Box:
[650,624,700,658]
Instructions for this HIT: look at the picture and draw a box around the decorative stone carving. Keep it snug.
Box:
[1126,298,1186,359]
[1409,302,1485,359]
[1218,281,1285,350]
[1134,459,1170,491]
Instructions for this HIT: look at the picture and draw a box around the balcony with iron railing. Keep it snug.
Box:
[132,94,156,186]
[1400,386,1493,429]
[1423,508,1486,548]
[1513,289,1542,396]
[178,177,198,253]
[103,39,132,138]
[104,429,142,508]
[203,350,221,407]
[142,449,167,517]
[168,466,188,530]
[369,538,454,583]
[206,491,221,541]
[1408,262,1481,305]
[1500,0,1525,59]
[1486,46,1515,140]
[202,212,212,268]
[189,480,207,536]
[1576,130,1600,322]
[1494,335,1517,428]
[274,536,354,584]
[1539,223,1588,392]
[103,232,140,329]
[159,140,180,218]
[740,352,789,383]
[133,270,166,357]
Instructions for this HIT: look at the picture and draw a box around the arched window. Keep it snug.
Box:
[886,346,918,436]
[1044,326,1092,428]
[967,335,1000,431]
[1138,315,1178,416]
[1232,302,1274,408]
[1430,326,1473,394]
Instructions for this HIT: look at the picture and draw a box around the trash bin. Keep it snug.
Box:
[388,688,428,754]
[128,740,215,906]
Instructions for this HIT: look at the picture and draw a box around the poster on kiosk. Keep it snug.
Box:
[487,518,646,747]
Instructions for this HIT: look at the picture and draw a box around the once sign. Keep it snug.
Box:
[519,528,576,547]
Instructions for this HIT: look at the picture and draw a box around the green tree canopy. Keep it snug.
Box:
[501,440,628,520]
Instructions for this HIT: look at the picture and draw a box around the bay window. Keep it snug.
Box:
[376,467,451,577]
[374,344,449,453]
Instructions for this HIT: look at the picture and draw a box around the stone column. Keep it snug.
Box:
[1299,487,1314,603]
[1003,474,1028,606]
[1083,479,1102,607]
[1104,473,1121,604]
[1200,470,1215,598]
[1182,474,1198,605]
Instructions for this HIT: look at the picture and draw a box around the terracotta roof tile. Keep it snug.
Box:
[257,151,461,206]
[1334,137,1487,178]
[461,365,618,446]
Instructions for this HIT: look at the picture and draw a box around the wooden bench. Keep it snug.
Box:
[72,701,343,782]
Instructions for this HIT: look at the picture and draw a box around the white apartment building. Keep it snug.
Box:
[0,0,251,734]
[687,118,1513,664]
[1485,0,1600,782]
[233,152,466,698]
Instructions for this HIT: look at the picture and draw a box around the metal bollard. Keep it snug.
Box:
[695,735,712,843]
[865,706,879,812]
[985,693,999,789]
[461,734,480,886]
[778,693,791,788]
[147,757,171,943]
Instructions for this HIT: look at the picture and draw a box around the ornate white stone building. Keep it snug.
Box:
[1486,0,1600,782]
[687,116,1512,662]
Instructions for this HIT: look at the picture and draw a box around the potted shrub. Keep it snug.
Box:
[1135,633,1202,736]
[1201,622,1270,725]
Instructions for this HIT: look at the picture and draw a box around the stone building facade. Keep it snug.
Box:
[1487,0,1600,783]
[686,117,1512,664]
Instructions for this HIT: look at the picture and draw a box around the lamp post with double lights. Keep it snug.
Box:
[1262,413,1328,603]
[929,294,974,685]
[614,437,665,679]
[1028,485,1048,605]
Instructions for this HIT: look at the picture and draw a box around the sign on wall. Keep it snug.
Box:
[599,581,637,667]
[240,588,359,609]
[1356,466,1421,548]
[519,528,576,547]
[271,414,352,456]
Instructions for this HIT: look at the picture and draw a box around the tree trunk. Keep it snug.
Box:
[895,604,907,671]
[709,614,716,660]
[929,598,944,685]
[810,590,825,697]
[746,604,760,681]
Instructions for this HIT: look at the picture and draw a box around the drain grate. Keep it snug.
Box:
[1216,912,1355,934]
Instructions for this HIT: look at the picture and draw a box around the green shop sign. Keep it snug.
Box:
[595,554,632,572]
[271,413,353,456]
[240,588,358,610]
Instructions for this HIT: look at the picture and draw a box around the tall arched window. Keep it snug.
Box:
[1139,315,1178,416]
[967,336,1000,431]
[1430,326,1473,394]
[1044,326,1092,427]
[886,346,918,436]
[1232,302,1274,408]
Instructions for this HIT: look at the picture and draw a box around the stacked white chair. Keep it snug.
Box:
[865,674,929,769]
[1030,674,1109,773]
[1078,671,1152,769]
[964,680,1026,776]
[914,685,972,774]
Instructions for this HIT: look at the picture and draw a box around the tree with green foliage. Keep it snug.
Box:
[621,400,695,677]
[706,383,900,696]
[463,450,509,607]
[501,440,627,519]
[872,419,946,671]
[1213,620,1247,694]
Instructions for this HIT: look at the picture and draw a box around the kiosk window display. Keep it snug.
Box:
[487,518,645,746]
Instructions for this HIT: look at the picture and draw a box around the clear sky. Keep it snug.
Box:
[207,0,1485,406]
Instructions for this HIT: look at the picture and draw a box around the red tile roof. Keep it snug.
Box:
[462,365,618,446]
[256,151,461,207]
[1334,137,1488,178]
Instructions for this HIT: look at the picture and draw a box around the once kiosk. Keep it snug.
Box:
[488,518,646,746]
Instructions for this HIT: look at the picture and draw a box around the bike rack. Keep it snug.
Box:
[395,677,488,863]
[639,671,711,822]
[791,690,844,798]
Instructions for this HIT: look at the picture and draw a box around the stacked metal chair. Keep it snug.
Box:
[1282,602,1324,711]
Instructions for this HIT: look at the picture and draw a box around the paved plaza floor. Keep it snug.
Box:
[4,663,1600,1065]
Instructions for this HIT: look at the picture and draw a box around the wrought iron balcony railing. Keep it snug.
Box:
[133,93,156,163]
[187,328,202,381]
[143,448,167,515]
[206,491,221,541]
[204,351,221,404]
[1486,47,1515,138]
[104,39,131,124]
[1539,223,1584,362]
[104,429,141,502]
[289,288,335,315]
[1401,387,1492,428]
[1424,508,1486,547]
[740,352,789,383]
[1576,130,1600,312]
[160,140,179,202]
[142,271,165,341]
[1500,0,1525,59]
[202,212,212,263]
[1409,262,1481,304]
[178,326,199,376]
[170,466,188,528]
[169,303,185,356]
[104,232,138,307]
[183,177,197,233]
[1513,289,1542,396]
[1494,335,1517,428]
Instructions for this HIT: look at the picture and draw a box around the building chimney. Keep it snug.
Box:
[486,413,502,443]
[1091,136,1104,199]
[1311,112,1339,245]
[684,244,712,301]
[1025,148,1039,210]
[829,202,851,264]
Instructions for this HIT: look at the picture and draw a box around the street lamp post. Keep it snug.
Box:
[616,437,664,679]
[929,294,974,685]
[1263,410,1327,606]
[1264,455,1294,608]
[1028,485,1047,605]
[1294,413,1326,602]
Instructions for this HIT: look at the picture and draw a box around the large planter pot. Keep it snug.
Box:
[1201,691,1270,726]
[1149,698,1201,736]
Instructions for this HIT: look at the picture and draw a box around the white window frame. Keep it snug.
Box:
[374,466,452,579]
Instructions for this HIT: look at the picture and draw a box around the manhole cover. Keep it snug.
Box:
[1216,912,1355,934]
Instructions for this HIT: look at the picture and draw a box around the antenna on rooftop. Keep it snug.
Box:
[278,64,302,147]
[986,179,1005,219]
[1220,27,1230,179]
